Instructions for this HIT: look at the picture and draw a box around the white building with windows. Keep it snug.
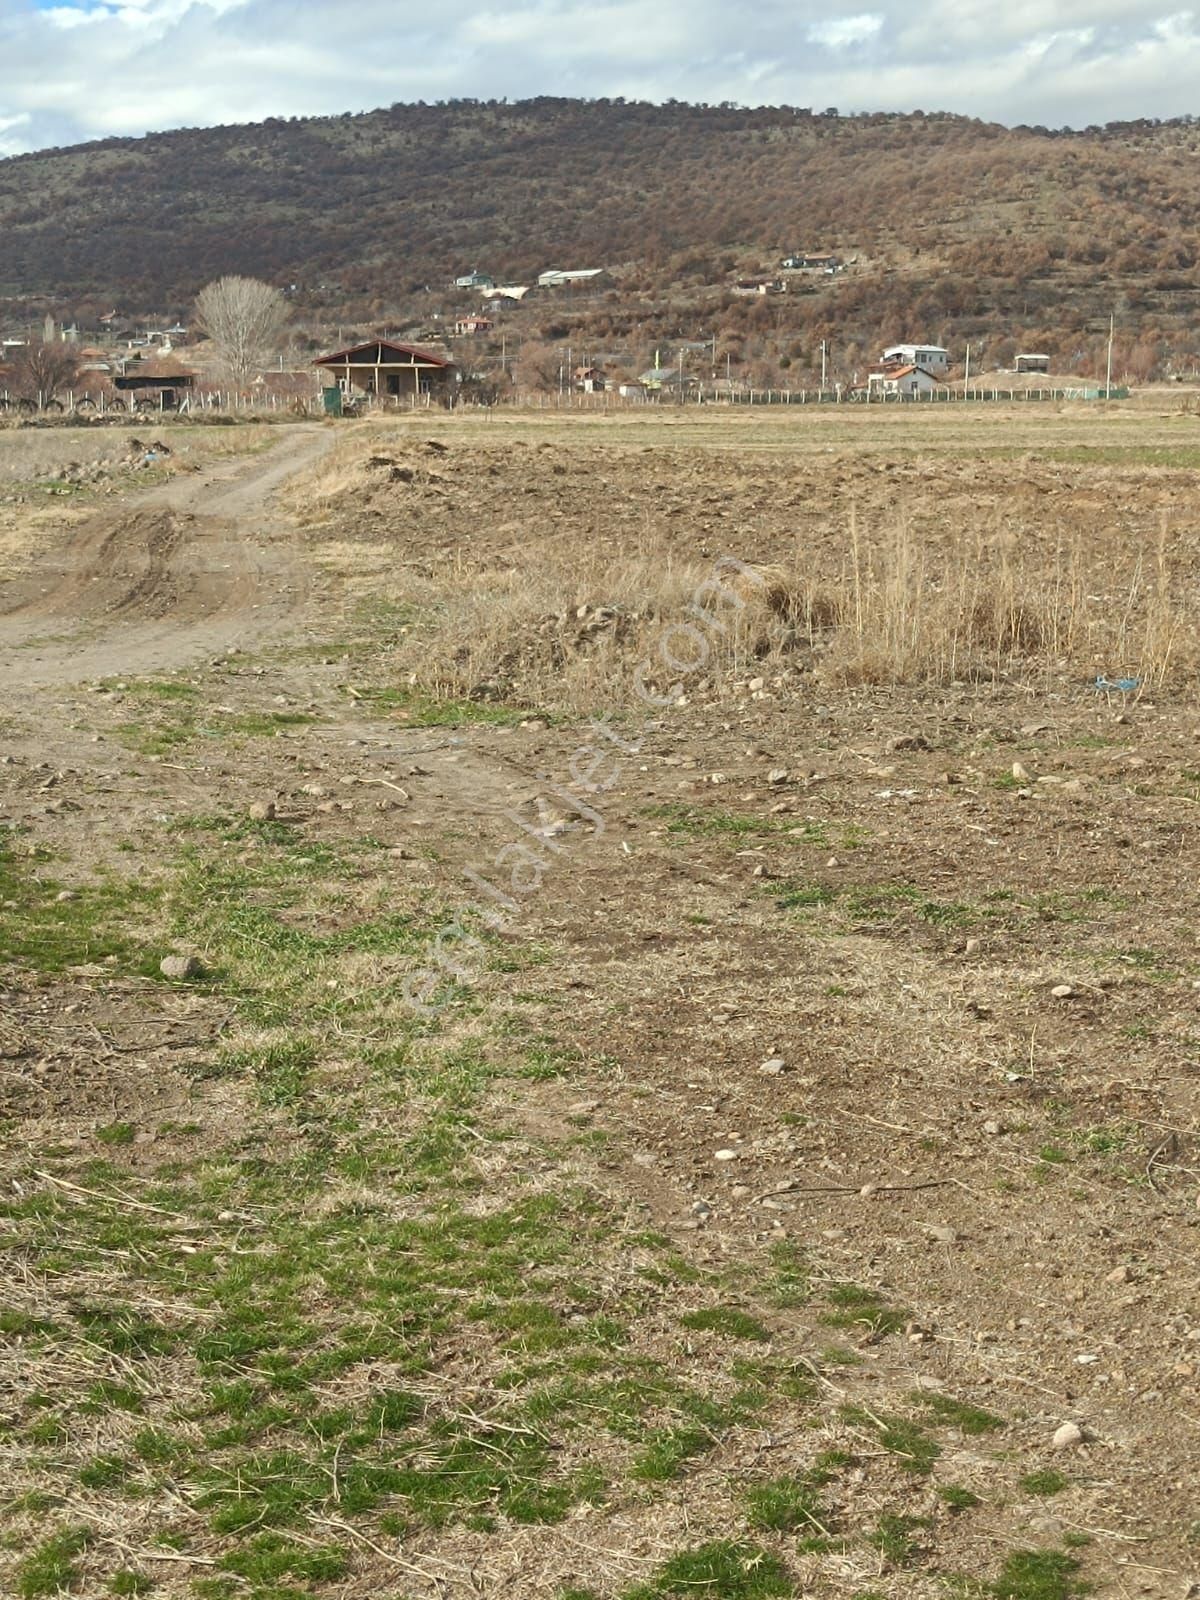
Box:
[882,343,950,375]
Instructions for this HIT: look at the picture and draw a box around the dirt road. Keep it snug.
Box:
[0,424,333,686]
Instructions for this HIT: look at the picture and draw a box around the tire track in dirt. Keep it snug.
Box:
[0,425,335,687]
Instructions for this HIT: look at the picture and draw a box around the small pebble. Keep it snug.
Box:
[1051,984,1075,999]
[714,1148,739,1162]
[1052,1420,1085,1450]
[758,1057,787,1076]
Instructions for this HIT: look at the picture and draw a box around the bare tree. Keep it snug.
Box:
[513,339,563,395]
[194,275,288,386]
[9,340,80,408]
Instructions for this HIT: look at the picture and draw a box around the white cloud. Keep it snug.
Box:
[807,13,884,49]
[1,1,1199,155]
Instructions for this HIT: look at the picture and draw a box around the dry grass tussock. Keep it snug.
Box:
[384,510,1190,713]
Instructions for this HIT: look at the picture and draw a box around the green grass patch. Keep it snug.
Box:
[624,1541,793,1600]
[989,1549,1090,1600]
[17,1527,90,1599]
[95,1122,136,1147]
[346,684,532,727]
[840,1407,940,1475]
[0,842,160,975]
[1020,1469,1068,1498]
[771,877,979,929]
[821,1283,909,1340]
[680,1306,771,1342]
[744,1475,827,1535]
[913,1392,1004,1435]
[115,709,319,756]
[868,1513,931,1565]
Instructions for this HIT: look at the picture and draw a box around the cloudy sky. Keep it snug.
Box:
[1,0,1196,157]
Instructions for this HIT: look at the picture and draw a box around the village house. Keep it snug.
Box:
[573,366,606,392]
[454,314,493,337]
[732,278,784,296]
[782,253,842,273]
[639,365,696,395]
[882,343,950,375]
[1014,352,1051,373]
[537,268,605,289]
[313,338,457,402]
[454,271,495,291]
[865,362,941,398]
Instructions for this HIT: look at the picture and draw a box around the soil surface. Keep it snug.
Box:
[1,412,1198,1600]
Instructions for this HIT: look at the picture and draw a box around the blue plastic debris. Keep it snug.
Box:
[1093,675,1140,693]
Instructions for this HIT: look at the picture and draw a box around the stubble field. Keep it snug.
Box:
[1,403,1198,1600]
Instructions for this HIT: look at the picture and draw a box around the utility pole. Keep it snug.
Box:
[820,339,827,394]
[964,342,971,392]
[1105,313,1114,399]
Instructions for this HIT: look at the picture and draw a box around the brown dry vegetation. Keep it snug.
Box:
[291,407,1200,708]
[1,407,1199,1600]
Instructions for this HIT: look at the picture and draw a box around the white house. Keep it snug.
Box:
[882,343,950,376]
[537,268,605,288]
[866,363,941,398]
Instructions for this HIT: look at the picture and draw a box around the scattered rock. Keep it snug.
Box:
[160,954,202,980]
[1051,984,1075,999]
[1106,1265,1132,1285]
[964,937,982,955]
[766,768,789,785]
[1052,1420,1085,1450]
[925,1224,958,1244]
[714,1148,739,1162]
[1012,761,1031,782]
[248,800,277,821]
[54,889,78,903]
[758,1057,787,1076]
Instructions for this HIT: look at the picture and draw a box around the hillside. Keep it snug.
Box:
[3,98,1200,379]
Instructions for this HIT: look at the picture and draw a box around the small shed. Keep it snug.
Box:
[113,362,196,410]
[313,339,456,401]
[573,366,606,392]
[1014,353,1050,374]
